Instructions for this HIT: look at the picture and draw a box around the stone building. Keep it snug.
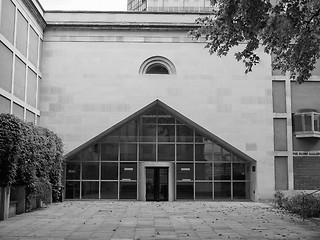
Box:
[0,0,320,202]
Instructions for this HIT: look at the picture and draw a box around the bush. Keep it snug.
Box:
[274,190,320,218]
[0,113,64,210]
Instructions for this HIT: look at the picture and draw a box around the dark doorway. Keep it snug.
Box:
[146,167,168,201]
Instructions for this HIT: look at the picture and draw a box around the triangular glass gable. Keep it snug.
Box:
[65,100,255,200]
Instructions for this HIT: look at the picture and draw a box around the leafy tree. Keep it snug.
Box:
[190,0,320,83]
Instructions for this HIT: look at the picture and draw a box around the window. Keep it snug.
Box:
[139,56,176,74]
[293,112,320,138]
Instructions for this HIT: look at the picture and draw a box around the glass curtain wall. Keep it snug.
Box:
[65,106,251,200]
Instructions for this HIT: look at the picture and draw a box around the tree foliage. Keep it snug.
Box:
[0,114,64,209]
[190,0,320,83]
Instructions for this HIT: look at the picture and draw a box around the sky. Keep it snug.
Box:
[38,0,127,11]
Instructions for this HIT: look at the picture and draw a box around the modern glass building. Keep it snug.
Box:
[127,0,211,12]
[65,100,255,201]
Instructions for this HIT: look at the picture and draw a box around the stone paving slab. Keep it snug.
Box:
[0,201,319,240]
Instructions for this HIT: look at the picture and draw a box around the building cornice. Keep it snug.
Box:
[21,0,46,29]
[45,21,199,31]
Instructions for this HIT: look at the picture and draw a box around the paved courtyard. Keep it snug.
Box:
[0,201,319,240]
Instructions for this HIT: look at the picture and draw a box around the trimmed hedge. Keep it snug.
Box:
[0,114,64,210]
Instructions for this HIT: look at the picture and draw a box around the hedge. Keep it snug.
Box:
[0,114,64,210]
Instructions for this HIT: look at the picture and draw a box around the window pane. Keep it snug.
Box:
[120,144,137,161]
[233,182,250,199]
[195,163,212,180]
[177,182,193,199]
[293,115,303,132]
[119,121,138,142]
[16,10,28,56]
[214,182,231,199]
[101,182,118,199]
[12,103,24,120]
[213,144,231,162]
[14,56,26,101]
[177,125,193,142]
[139,144,156,161]
[82,144,100,161]
[120,182,137,199]
[0,42,13,92]
[26,110,35,123]
[82,182,99,199]
[158,144,174,161]
[67,153,81,162]
[177,163,193,180]
[28,26,39,67]
[82,162,99,180]
[195,142,213,161]
[0,0,15,44]
[195,182,212,199]
[120,163,137,180]
[214,163,231,180]
[158,125,175,142]
[101,143,118,161]
[0,95,10,114]
[140,124,156,142]
[177,144,193,161]
[315,114,320,132]
[27,68,37,107]
[101,162,118,180]
[65,181,80,199]
[66,163,80,180]
[158,116,175,124]
[304,114,312,131]
[233,163,249,180]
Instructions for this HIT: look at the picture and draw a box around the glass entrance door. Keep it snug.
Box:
[146,167,168,201]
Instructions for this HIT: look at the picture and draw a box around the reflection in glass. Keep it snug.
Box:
[195,163,212,180]
[177,144,193,161]
[101,162,118,180]
[119,121,138,142]
[120,144,137,161]
[140,124,156,142]
[139,144,156,161]
[214,163,231,180]
[120,182,137,199]
[195,142,213,161]
[82,182,99,199]
[66,163,80,180]
[233,163,249,180]
[177,163,193,180]
[177,182,193,199]
[101,143,118,161]
[65,181,80,199]
[158,125,175,142]
[214,182,231,199]
[158,116,175,124]
[120,163,137,180]
[233,182,249,199]
[158,144,175,161]
[213,144,231,162]
[82,162,99,180]
[101,182,118,199]
[177,125,194,142]
[195,182,212,199]
[82,144,100,161]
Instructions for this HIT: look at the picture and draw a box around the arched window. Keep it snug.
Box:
[139,56,176,74]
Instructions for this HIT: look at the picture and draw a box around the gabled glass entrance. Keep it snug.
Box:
[64,100,256,201]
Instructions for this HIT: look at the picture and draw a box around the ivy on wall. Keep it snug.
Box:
[0,114,64,210]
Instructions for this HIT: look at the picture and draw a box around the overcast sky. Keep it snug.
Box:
[38,0,127,11]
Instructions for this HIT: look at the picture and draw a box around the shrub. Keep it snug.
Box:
[0,113,64,210]
[274,191,320,218]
